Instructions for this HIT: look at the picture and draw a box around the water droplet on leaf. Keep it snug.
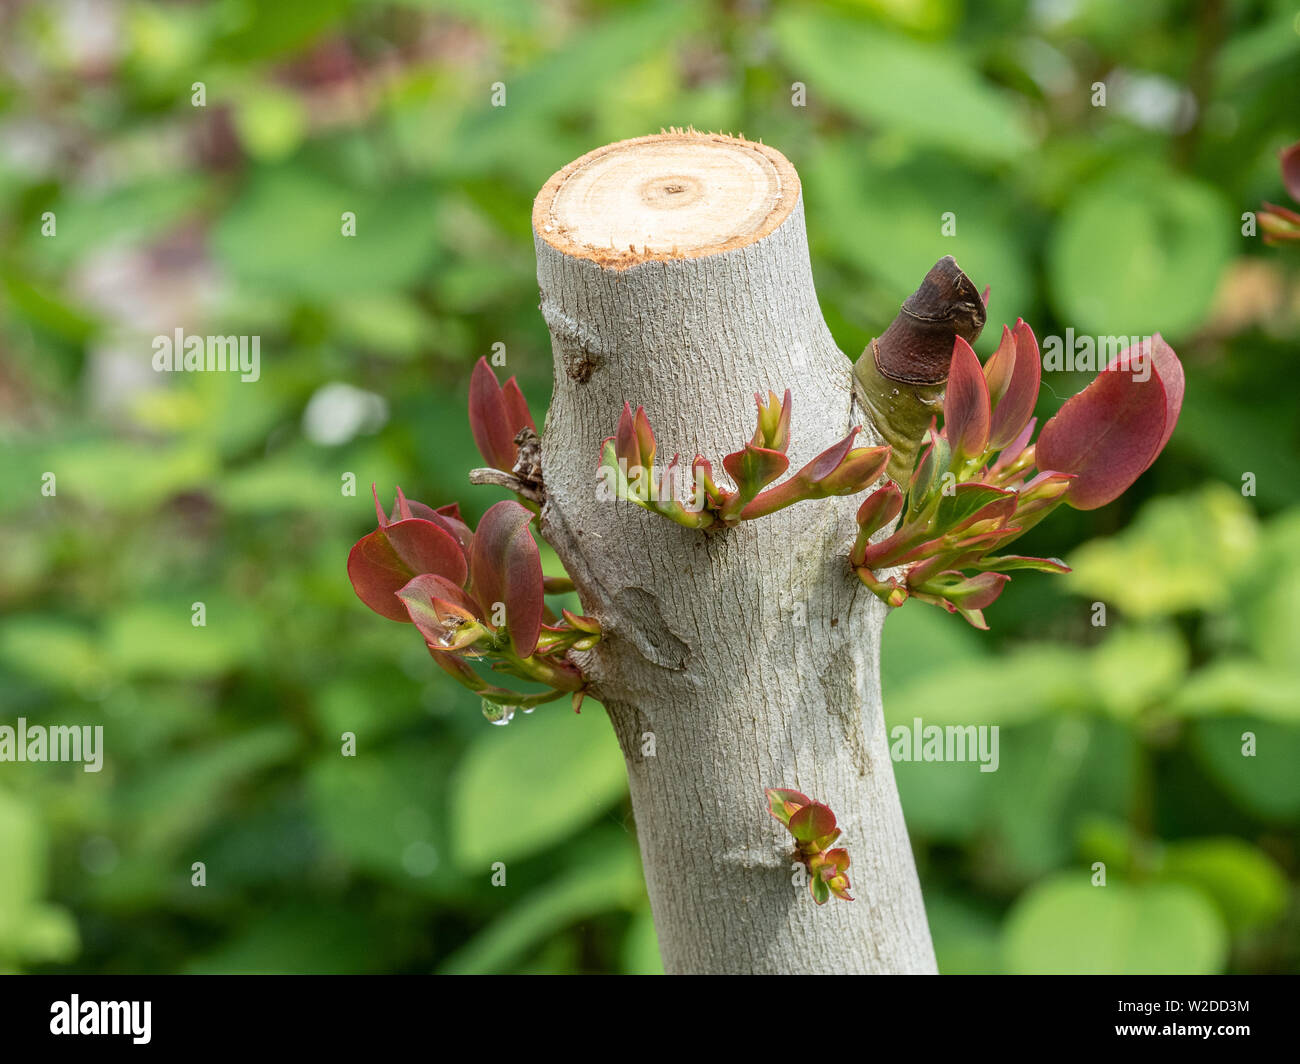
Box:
[481,699,514,725]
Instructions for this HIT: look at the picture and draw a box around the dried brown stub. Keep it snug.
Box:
[871,256,986,385]
[852,255,988,485]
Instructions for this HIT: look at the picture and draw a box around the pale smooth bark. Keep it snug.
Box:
[532,133,935,974]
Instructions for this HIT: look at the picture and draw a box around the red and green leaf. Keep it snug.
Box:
[468,501,545,657]
[765,787,811,826]
[397,573,484,650]
[788,801,837,845]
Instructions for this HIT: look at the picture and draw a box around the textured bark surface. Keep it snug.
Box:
[533,134,936,974]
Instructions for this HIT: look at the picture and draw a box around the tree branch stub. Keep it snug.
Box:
[530,131,936,975]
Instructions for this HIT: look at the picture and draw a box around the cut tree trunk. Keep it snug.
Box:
[532,131,936,975]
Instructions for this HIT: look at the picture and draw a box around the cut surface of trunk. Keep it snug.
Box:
[533,131,935,974]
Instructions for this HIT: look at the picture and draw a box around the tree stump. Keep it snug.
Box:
[532,131,935,974]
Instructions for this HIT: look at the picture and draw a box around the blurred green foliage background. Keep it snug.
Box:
[1,0,1298,974]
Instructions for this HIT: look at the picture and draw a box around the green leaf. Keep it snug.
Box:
[971,554,1070,574]
[184,905,397,974]
[773,11,1033,163]
[1064,485,1259,619]
[446,3,700,180]
[216,452,376,515]
[1089,625,1188,719]
[881,600,984,689]
[332,294,436,360]
[804,158,1032,347]
[987,718,1139,878]
[115,727,300,851]
[307,748,454,888]
[1190,717,1300,821]
[1168,660,1300,722]
[893,757,988,843]
[231,86,308,162]
[1048,167,1232,339]
[1157,838,1288,934]
[105,601,261,679]
[885,644,1089,727]
[38,440,216,511]
[810,875,831,905]
[31,177,211,270]
[450,700,628,871]
[926,890,1003,975]
[211,0,351,62]
[0,617,108,695]
[620,905,665,975]
[212,166,442,298]
[437,842,646,974]
[1003,876,1228,974]
[0,791,79,968]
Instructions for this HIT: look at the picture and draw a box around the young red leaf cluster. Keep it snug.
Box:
[599,390,890,529]
[765,788,853,905]
[469,357,537,474]
[351,300,1184,727]
[592,312,1180,627]
[853,325,1183,627]
[347,486,596,716]
[347,361,598,717]
[1260,139,1300,245]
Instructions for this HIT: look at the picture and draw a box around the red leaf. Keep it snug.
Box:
[347,518,467,622]
[381,487,473,563]
[691,454,724,508]
[819,445,890,495]
[469,357,534,472]
[429,646,484,689]
[431,502,474,556]
[633,406,656,468]
[1037,339,1172,510]
[1282,139,1300,204]
[501,377,536,438]
[947,571,1010,610]
[908,428,939,501]
[614,402,643,470]
[1114,334,1183,470]
[856,481,904,534]
[944,336,991,461]
[468,501,544,657]
[798,427,859,484]
[983,325,1016,406]
[991,417,1037,475]
[821,848,853,900]
[987,320,1041,451]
